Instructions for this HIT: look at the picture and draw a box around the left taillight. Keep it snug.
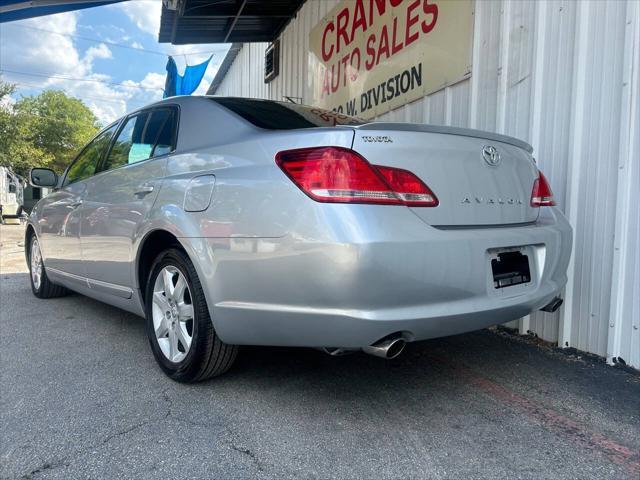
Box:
[275,146,438,206]
[530,170,555,207]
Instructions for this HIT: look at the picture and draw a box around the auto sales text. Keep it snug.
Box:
[318,0,438,101]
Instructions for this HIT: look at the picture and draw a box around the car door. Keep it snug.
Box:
[80,107,177,294]
[37,124,118,279]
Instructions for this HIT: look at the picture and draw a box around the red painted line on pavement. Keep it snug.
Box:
[435,358,640,477]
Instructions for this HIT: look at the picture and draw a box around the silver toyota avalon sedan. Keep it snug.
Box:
[26,96,572,382]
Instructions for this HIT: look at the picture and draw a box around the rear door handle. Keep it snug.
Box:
[135,183,154,195]
[69,199,83,208]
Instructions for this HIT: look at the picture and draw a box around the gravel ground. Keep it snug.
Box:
[1,224,639,479]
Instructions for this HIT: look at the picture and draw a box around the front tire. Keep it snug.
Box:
[28,236,68,298]
[145,248,238,382]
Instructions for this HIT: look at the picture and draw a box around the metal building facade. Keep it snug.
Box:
[212,0,640,369]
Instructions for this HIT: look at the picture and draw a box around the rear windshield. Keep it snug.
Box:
[212,97,365,129]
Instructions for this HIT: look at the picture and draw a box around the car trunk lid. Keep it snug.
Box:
[351,124,540,227]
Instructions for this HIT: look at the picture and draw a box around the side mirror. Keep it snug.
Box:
[30,168,58,188]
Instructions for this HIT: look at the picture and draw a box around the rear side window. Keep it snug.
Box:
[102,108,177,172]
[148,109,176,157]
[212,98,365,129]
[64,124,118,186]
[103,112,150,171]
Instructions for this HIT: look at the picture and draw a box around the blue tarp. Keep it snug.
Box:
[0,1,123,23]
[163,55,212,98]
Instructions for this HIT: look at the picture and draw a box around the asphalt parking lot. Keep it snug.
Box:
[1,223,639,479]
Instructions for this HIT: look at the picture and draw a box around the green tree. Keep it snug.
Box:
[0,80,99,176]
[0,80,15,101]
[0,81,19,164]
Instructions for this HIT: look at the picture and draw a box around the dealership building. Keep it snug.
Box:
[159,0,640,369]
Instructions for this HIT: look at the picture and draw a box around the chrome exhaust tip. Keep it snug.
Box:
[362,337,406,359]
[540,296,563,313]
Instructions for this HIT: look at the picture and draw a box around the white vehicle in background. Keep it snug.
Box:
[0,166,25,224]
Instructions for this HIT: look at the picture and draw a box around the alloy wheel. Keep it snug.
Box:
[30,239,43,290]
[152,266,195,363]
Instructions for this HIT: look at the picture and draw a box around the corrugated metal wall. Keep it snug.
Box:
[215,0,640,369]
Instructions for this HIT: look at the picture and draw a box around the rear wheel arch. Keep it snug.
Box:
[136,229,184,302]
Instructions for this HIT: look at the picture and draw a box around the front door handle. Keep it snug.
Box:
[69,199,83,208]
[135,183,154,195]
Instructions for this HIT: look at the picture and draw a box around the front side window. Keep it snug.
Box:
[64,124,118,186]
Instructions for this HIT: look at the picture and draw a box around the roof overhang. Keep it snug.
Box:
[0,0,123,22]
[159,0,305,45]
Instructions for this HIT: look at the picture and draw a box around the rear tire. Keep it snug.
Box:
[145,248,237,382]
[28,236,68,299]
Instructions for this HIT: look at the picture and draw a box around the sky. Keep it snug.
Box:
[0,0,230,124]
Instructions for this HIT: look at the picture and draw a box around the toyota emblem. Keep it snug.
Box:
[482,145,501,166]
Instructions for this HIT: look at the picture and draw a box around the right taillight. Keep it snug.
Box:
[374,165,439,206]
[530,170,555,207]
[275,146,438,207]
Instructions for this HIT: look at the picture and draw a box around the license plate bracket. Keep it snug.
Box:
[491,251,531,289]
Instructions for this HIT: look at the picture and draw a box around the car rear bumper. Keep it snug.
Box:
[181,206,572,348]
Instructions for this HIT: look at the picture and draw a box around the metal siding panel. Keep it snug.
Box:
[607,0,640,368]
[249,46,256,97]
[470,0,503,131]
[500,0,536,140]
[293,16,303,99]
[407,99,423,123]
[282,32,289,100]
[563,0,628,358]
[282,23,291,100]
[302,1,315,102]
[447,81,471,128]
[251,45,258,98]
[295,10,303,99]
[427,89,447,125]
[242,44,249,96]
